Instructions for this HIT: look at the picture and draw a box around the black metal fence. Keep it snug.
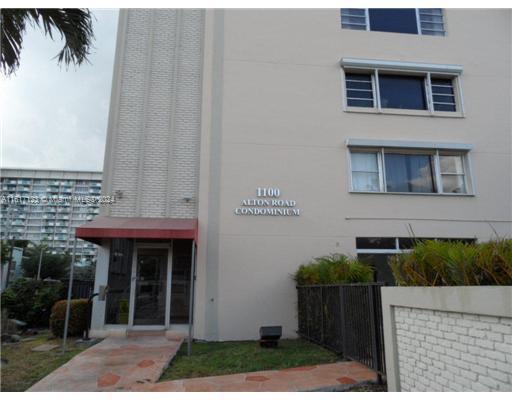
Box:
[297,283,386,378]
[61,279,94,299]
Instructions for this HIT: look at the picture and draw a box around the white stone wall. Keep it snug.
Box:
[394,306,512,391]
[105,9,203,218]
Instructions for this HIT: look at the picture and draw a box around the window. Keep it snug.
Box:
[431,78,456,112]
[349,145,472,195]
[356,237,476,285]
[340,8,367,30]
[350,152,380,191]
[439,154,466,193]
[345,73,374,108]
[418,9,445,36]
[341,60,463,115]
[105,239,133,324]
[369,9,418,34]
[340,8,445,36]
[384,153,435,193]
[356,237,397,250]
[378,75,427,110]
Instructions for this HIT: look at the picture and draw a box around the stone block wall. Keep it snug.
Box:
[394,306,512,391]
[381,286,512,392]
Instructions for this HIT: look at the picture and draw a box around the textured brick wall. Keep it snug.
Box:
[394,306,512,391]
[108,9,203,218]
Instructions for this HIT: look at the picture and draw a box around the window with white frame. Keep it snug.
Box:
[439,154,467,193]
[349,147,471,195]
[350,152,380,191]
[341,61,462,115]
[345,73,374,108]
[356,237,476,253]
[430,78,457,111]
[340,8,445,36]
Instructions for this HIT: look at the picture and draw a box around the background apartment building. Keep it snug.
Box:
[79,9,511,340]
[1,168,102,265]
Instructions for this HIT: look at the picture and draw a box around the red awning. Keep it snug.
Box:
[75,216,198,244]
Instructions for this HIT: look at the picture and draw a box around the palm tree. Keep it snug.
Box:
[0,8,94,75]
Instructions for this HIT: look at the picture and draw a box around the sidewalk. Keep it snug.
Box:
[28,333,184,392]
[129,361,378,392]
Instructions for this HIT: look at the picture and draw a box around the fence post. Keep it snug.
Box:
[320,286,324,345]
[368,285,382,383]
[305,287,310,340]
[339,285,346,356]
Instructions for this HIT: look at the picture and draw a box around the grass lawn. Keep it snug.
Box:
[159,338,342,382]
[0,331,95,392]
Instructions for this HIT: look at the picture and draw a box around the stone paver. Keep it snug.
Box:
[28,333,184,392]
[31,344,59,352]
[129,361,377,392]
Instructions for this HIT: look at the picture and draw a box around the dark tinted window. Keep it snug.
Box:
[379,75,427,110]
[356,237,396,249]
[385,153,435,193]
[105,239,134,324]
[369,9,418,34]
[358,254,396,285]
[398,238,436,249]
[170,239,192,324]
[399,237,476,249]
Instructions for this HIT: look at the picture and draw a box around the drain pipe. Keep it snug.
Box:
[83,292,100,341]
[187,240,196,356]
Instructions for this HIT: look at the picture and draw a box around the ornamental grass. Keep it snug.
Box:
[390,239,512,286]
[294,254,373,285]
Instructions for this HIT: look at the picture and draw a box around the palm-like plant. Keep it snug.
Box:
[1,8,94,75]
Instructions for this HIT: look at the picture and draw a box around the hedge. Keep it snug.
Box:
[390,239,512,286]
[294,253,373,285]
[0,278,63,327]
[49,299,90,338]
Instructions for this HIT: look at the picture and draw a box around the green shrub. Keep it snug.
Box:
[390,239,512,286]
[294,254,373,285]
[49,299,90,338]
[0,278,63,327]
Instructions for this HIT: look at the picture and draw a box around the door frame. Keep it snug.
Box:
[128,241,173,329]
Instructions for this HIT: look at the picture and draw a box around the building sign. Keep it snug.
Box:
[234,187,300,216]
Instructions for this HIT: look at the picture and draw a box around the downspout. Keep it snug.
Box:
[187,240,196,356]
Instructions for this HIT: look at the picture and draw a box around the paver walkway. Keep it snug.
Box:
[28,333,184,392]
[129,361,378,392]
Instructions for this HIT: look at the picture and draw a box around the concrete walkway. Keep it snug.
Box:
[129,361,378,392]
[28,333,184,392]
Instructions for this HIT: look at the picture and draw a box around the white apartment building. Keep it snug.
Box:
[1,168,102,265]
[79,9,512,340]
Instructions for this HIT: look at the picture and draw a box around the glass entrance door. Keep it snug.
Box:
[133,248,168,325]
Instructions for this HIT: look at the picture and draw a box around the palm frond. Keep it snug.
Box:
[1,8,94,75]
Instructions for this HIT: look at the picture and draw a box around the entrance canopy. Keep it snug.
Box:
[75,216,198,244]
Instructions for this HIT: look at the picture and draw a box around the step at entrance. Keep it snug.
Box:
[126,329,166,338]
[126,329,186,342]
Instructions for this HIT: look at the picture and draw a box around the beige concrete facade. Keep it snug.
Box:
[93,9,512,340]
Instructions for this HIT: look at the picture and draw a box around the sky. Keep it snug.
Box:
[0,9,119,172]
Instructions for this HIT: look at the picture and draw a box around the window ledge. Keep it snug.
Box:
[345,106,464,118]
[349,191,475,197]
